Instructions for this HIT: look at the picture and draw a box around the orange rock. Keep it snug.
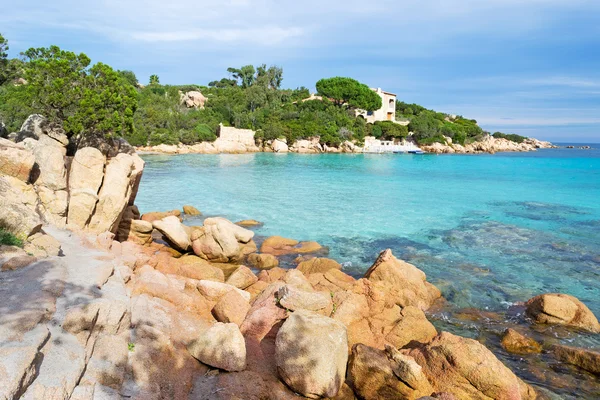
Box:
[260,236,324,256]
[247,253,279,270]
[525,293,600,333]
[1,255,37,271]
[212,289,251,326]
[297,257,342,275]
[257,267,287,283]
[551,344,600,375]
[501,328,542,355]
[235,219,262,227]
[141,209,182,223]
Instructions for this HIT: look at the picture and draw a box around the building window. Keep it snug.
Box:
[389,99,395,109]
[367,111,374,116]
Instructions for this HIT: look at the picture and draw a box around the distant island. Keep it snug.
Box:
[0,34,553,155]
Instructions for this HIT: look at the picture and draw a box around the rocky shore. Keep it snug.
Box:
[421,135,556,154]
[1,120,599,400]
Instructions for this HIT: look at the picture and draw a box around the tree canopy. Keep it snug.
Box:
[315,77,382,111]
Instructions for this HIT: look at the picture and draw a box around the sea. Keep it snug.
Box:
[136,144,600,397]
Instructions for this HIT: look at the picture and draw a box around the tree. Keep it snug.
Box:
[208,78,237,88]
[149,74,160,85]
[315,77,382,111]
[227,65,256,88]
[0,33,10,85]
[118,70,138,87]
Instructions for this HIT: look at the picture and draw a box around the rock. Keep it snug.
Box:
[272,139,289,153]
[191,217,255,263]
[1,255,38,271]
[551,344,600,375]
[0,138,35,182]
[174,255,225,282]
[283,269,314,291]
[365,249,441,310]
[196,280,251,302]
[141,209,182,223]
[297,257,342,275]
[79,334,128,389]
[187,322,246,371]
[384,306,437,349]
[241,282,288,340]
[275,310,348,398]
[308,269,356,293]
[247,253,279,270]
[226,265,258,289]
[525,293,600,333]
[236,219,262,227]
[67,147,106,230]
[348,343,433,400]
[152,215,191,252]
[32,144,67,191]
[36,186,68,227]
[501,328,542,355]
[182,205,201,216]
[181,91,207,109]
[87,153,134,233]
[19,114,45,138]
[0,176,42,238]
[212,289,251,326]
[24,232,61,258]
[0,245,27,264]
[403,332,537,400]
[260,236,324,256]
[276,285,332,312]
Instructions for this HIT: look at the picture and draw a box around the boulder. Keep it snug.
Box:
[181,91,207,109]
[348,344,433,400]
[182,205,202,216]
[308,269,356,293]
[152,215,191,252]
[191,217,255,263]
[260,236,324,256]
[19,114,45,138]
[226,265,258,289]
[196,280,251,302]
[36,186,68,227]
[501,328,542,355]
[23,232,61,258]
[187,322,246,371]
[275,310,348,398]
[0,138,35,182]
[247,253,279,270]
[384,306,437,349]
[32,144,67,191]
[297,257,342,275]
[212,289,251,326]
[551,344,600,375]
[0,176,42,238]
[67,147,106,229]
[365,249,441,310]
[236,219,262,227]
[241,282,288,340]
[272,139,289,153]
[87,153,134,233]
[276,285,332,312]
[525,293,600,333]
[141,209,182,223]
[1,255,38,271]
[403,332,537,400]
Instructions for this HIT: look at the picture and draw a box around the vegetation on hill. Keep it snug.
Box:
[0,33,524,148]
[0,227,23,247]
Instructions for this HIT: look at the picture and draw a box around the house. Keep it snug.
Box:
[355,88,397,123]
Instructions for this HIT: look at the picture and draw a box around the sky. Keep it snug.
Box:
[2,0,600,142]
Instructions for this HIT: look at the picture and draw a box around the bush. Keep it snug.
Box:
[0,228,23,247]
[492,132,527,143]
[196,124,217,142]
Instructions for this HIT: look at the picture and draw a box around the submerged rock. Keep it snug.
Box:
[260,236,323,256]
[275,310,348,398]
[551,344,600,375]
[525,293,600,333]
[501,328,542,355]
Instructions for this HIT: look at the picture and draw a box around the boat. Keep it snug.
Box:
[408,150,425,154]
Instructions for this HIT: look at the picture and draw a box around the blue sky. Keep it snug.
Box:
[2,0,600,142]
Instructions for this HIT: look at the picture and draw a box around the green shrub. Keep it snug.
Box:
[492,132,527,143]
[0,228,23,247]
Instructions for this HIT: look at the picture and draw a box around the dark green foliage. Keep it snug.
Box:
[0,84,35,132]
[315,77,382,111]
[0,33,10,85]
[373,121,408,140]
[492,132,528,143]
[149,74,160,85]
[0,228,23,247]
[118,70,138,87]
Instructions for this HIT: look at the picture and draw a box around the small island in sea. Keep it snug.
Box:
[1,25,599,400]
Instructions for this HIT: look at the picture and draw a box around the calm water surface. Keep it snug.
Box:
[137,145,600,396]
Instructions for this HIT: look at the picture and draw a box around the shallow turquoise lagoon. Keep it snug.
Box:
[137,147,600,316]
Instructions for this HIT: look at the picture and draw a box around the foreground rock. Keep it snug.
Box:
[525,293,600,333]
[551,344,600,375]
[348,344,433,399]
[0,138,35,182]
[0,175,42,238]
[152,215,191,252]
[187,323,246,371]
[247,253,279,270]
[403,332,537,400]
[365,249,441,310]
[275,310,348,398]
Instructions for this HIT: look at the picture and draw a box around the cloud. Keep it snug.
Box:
[130,26,304,45]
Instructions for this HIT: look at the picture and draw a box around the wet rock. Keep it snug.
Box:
[275,310,348,399]
[365,249,441,310]
[403,332,537,400]
[236,219,262,227]
[348,343,433,400]
[276,285,332,312]
[551,344,600,375]
[501,328,542,355]
[212,289,251,326]
[247,253,279,270]
[260,235,323,256]
[226,265,258,289]
[525,293,600,333]
[0,138,35,182]
[191,217,255,263]
[182,205,201,216]
[152,215,191,252]
[187,322,246,371]
[297,257,342,275]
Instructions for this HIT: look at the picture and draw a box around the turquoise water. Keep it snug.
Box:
[137,148,600,316]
